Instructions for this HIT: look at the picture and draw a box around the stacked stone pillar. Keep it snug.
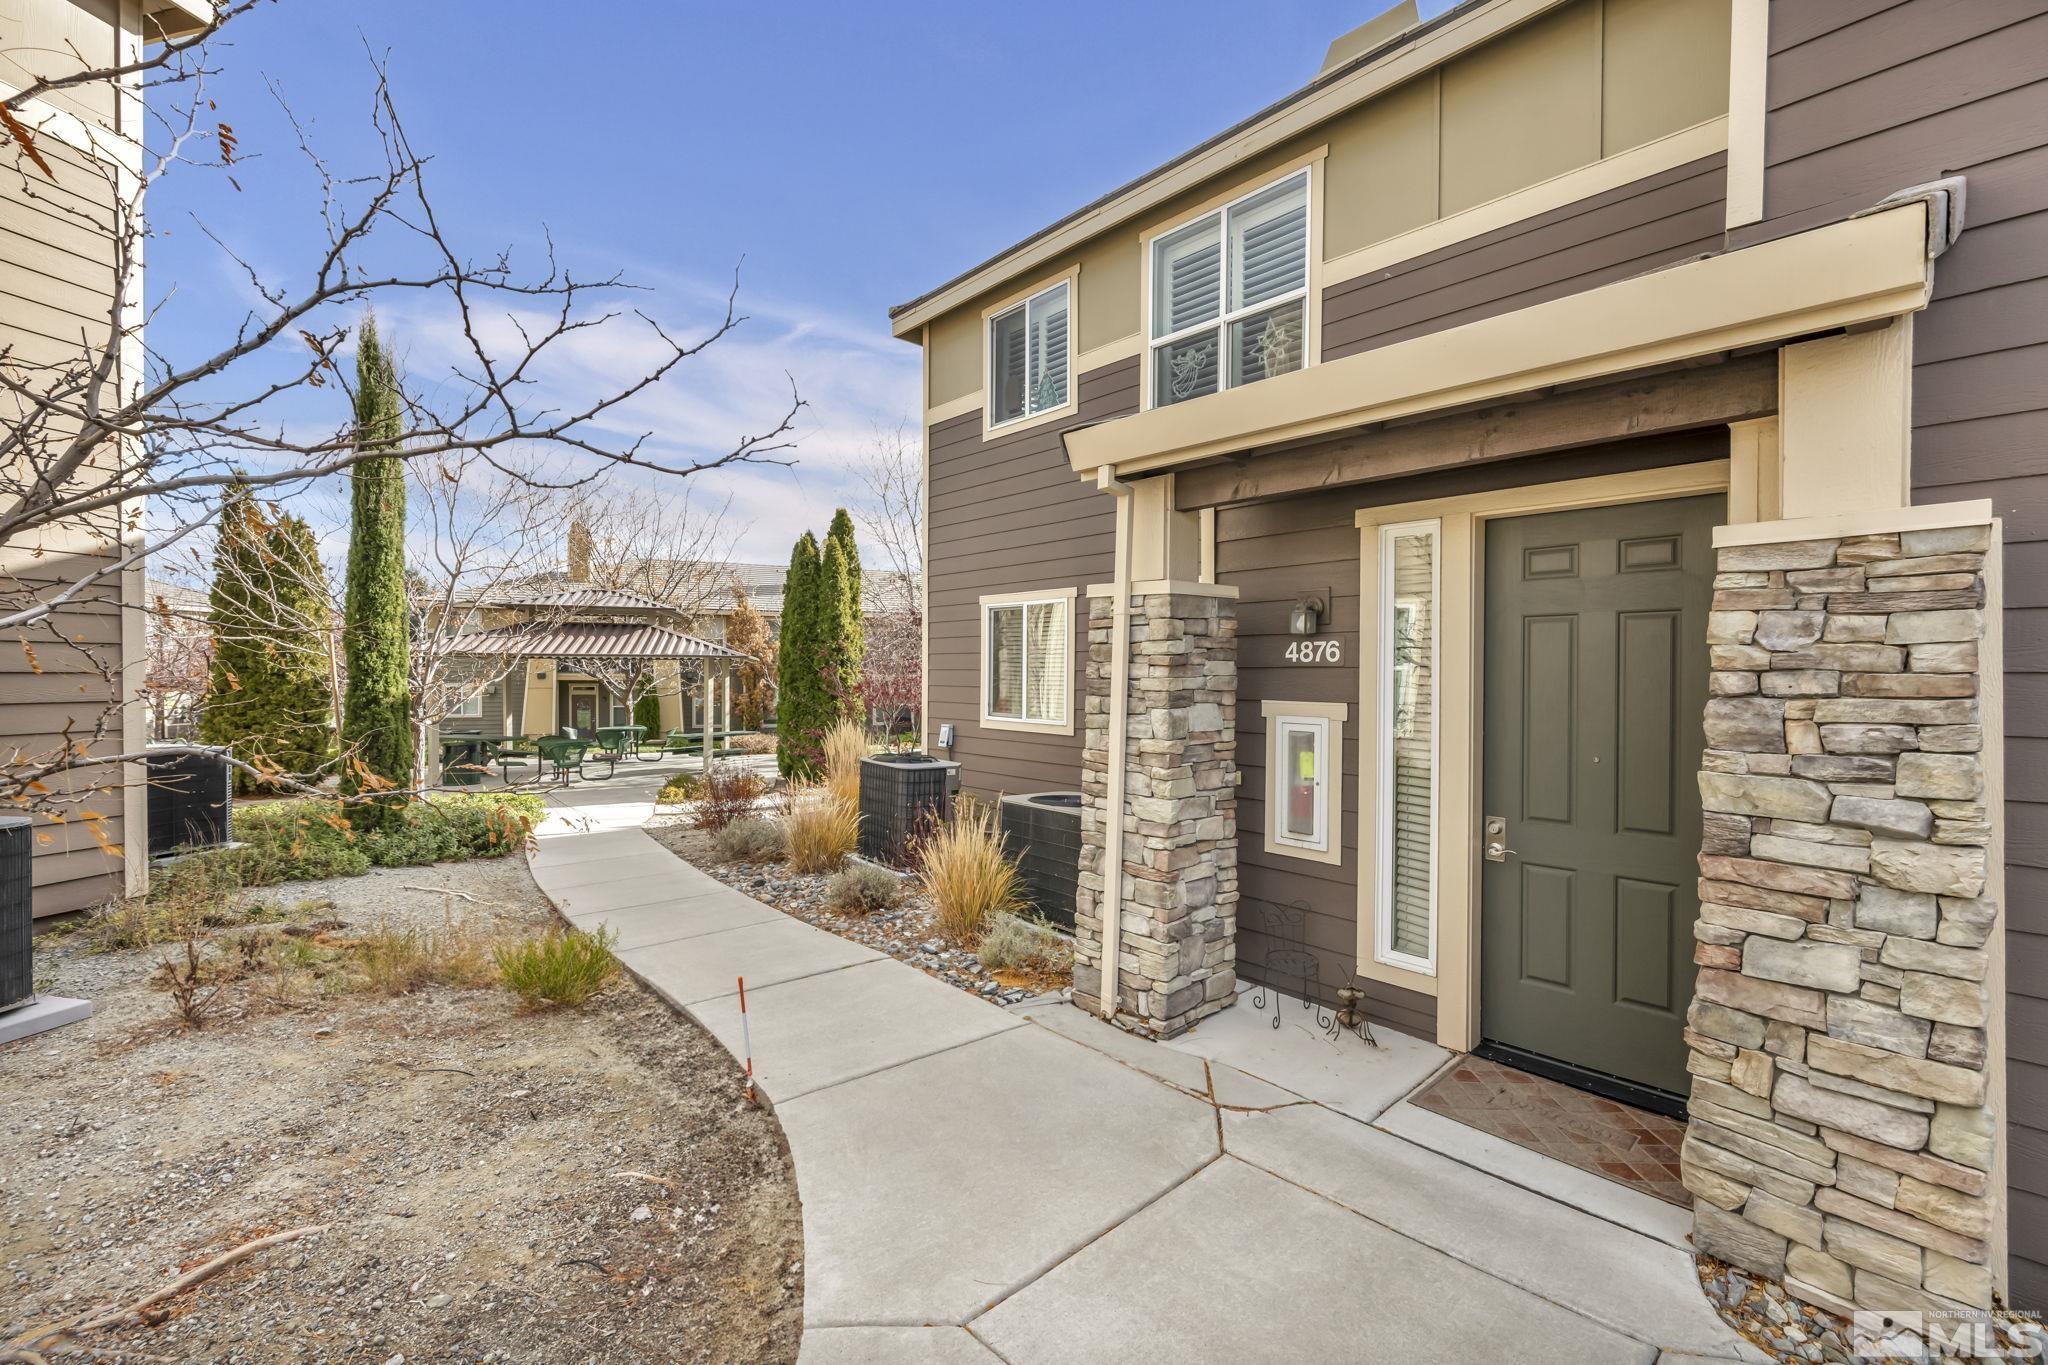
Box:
[1074,586,1238,1038]
[1682,517,2002,1316]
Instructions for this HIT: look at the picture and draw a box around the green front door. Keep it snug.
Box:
[1480,493,1721,1099]
[567,685,599,733]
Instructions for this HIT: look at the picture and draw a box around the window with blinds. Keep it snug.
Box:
[988,282,1070,427]
[1150,170,1309,408]
[984,596,1068,725]
[1376,521,1439,973]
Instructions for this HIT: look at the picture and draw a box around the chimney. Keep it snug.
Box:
[567,520,592,582]
[1319,1,1419,78]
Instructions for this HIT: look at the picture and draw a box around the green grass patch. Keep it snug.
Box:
[494,927,619,1008]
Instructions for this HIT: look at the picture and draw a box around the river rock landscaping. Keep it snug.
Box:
[1,855,802,1364]
[645,816,1069,1008]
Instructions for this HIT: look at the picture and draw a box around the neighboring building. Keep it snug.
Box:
[141,577,209,741]
[893,0,2043,1314]
[2,0,210,916]
[435,584,746,740]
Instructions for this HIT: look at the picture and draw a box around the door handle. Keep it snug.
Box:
[1484,815,1517,863]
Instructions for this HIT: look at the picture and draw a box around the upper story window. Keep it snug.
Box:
[1150,169,1309,408]
[988,282,1070,428]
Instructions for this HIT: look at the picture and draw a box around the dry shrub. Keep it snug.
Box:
[976,911,1072,977]
[714,816,786,864]
[495,927,618,1008]
[659,770,704,805]
[730,732,777,755]
[784,788,860,875]
[916,798,1021,943]
[153,935,229,1027]
[820,721,868,807]
[693,762,770,831]
[350,916,498,995]
[826,862,900,915]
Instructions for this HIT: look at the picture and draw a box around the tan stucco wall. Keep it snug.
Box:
[921,0,1735,408]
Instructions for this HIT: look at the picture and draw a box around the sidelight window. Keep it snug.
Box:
[1375,521,1439,974]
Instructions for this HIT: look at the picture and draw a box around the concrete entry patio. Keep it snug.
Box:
[528,768,1760,1363]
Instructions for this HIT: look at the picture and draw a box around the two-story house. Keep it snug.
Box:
[894,0,2043,1317]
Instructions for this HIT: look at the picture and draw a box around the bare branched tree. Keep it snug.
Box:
[850,423,924,737]
[0,8,802,819]
[570,485,742,632]
[141,585,211,741]
[406,449,580,779]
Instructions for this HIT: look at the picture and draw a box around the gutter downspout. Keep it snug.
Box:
[1096,464,1134,1023]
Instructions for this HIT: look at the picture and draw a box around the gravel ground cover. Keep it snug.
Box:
[645,814,1066,1008]
[2,855,802,1364]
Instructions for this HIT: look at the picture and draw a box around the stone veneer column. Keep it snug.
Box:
[1682,518,2002,1316]
[1073,586,1238,1038]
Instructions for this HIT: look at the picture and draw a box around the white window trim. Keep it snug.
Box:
[1373,518,1440,977]
[981,267,1080,438]
[977,587,1077,735]
[450,688,486,719]
[1260,699,1346,866]
[1140,155,1324,414]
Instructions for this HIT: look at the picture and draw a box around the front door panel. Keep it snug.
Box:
[1480,494,1720,1098]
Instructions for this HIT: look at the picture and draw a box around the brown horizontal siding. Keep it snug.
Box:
[1751,0,2048,1302]
[1321,153,1727,361]
[924,365,1125,805]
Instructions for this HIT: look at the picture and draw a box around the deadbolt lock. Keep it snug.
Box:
[1483,815,1517,863]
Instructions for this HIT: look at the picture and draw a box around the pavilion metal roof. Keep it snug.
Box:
[443,621,746,661]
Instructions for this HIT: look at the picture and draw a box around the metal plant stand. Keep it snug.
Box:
[1242,898,1334,1035]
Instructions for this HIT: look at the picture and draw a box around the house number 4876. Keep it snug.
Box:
[1284,638,1342,664]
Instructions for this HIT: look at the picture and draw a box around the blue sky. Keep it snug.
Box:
[149,0,1454,561]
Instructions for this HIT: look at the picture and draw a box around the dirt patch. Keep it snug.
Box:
[647,815,1067,1007]
[2,857,802,1364]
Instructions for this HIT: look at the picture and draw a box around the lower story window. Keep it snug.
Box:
[1261,699,1346,866]
[1376,520,1439,973]
[451,688,485,719]
[981,590,1073,731]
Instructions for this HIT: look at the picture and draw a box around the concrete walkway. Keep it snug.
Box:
[529,771,1760,1365]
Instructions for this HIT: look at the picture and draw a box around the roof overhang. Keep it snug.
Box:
[887,0,1565,338]
[445,622,745,661]
[1065,200,1935,479]
[143,0,215,42]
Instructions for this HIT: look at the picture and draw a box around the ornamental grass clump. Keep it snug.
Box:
[820,720,867,807]
[713,816,785,864]
[494,927,618,1008]
[783,787,860,875]
[917,798,1021,943]
[825,861,900,915]
[976,911,1073,978]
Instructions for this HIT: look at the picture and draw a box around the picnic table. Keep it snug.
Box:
[483,735,538,783]
[596,725,657,761]
[536,734,613,783]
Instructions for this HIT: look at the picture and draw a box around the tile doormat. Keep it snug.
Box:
[1410,1056,1690,1207]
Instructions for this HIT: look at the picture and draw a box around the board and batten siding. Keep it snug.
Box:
[925,360,1126,800]
[1221,430,1730,1042]
[1727,0,2048,1304]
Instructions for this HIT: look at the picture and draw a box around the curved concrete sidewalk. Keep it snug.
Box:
[529,772,1759,1365]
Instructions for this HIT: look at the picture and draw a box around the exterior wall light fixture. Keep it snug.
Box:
[1289,596,1325,636]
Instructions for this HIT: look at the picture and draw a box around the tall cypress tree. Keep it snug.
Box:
[824,507,864,721]
[817,535,858,728]
[341,315,413,818]
[198,483,335,791]
[776,532,823,778]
